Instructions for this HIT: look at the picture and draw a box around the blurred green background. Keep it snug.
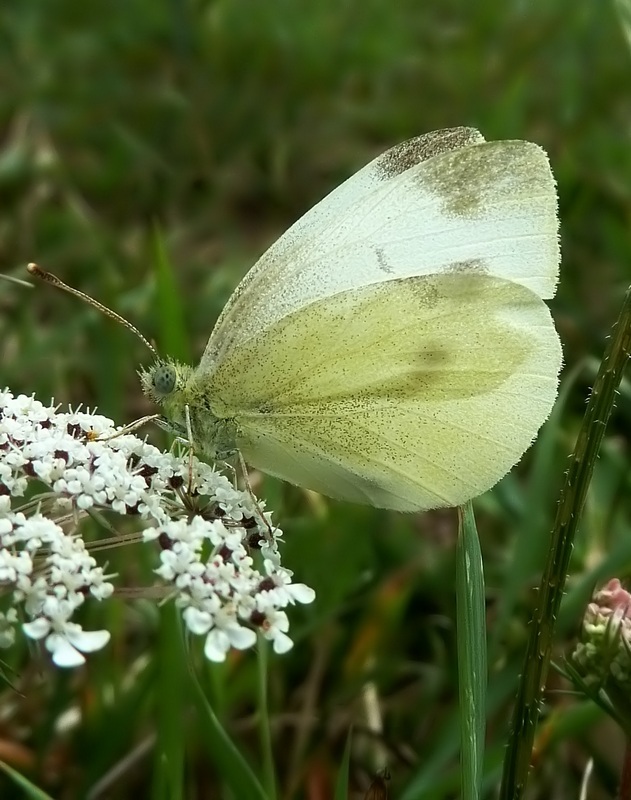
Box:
[2,0,631,798]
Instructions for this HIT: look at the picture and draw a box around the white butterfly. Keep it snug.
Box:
[140,127,562,512]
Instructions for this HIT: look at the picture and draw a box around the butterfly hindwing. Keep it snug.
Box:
[209,272,561,510]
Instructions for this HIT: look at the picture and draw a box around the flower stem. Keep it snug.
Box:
[257,636,278,800]
[500,286,631,800]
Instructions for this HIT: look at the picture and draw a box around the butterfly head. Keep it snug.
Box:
[139,358,195,430]
[138,359,236,458]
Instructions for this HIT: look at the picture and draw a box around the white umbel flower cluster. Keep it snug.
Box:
[0,390,315,667]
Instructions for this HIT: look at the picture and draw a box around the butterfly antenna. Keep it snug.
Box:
[27,263,158,358]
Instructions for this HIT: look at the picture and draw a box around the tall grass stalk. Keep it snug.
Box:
[500,285,631,799]
[456,501,487,800]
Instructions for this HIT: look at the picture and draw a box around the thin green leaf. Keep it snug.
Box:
[151,225,191,363]
[0,761,55,800]
[400,667,517,800]
[456,501,487,800]
[189,659,268,800]
[334,729,353,800]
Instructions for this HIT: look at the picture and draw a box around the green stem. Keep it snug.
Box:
[257,636,277,800]
[153,603,185,800]
[500,286,631,800]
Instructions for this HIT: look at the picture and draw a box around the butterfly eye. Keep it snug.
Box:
[152,364,177,396]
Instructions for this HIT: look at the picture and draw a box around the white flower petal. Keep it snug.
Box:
[23,618,51,640]
[48,636,86,668]
[66,628,110,654]
[289,584,316,604]
[226,625,256,651]
[204,628,230,662]
[183,606,213,635]
[271,631,293,654]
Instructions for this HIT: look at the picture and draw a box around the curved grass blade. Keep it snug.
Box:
[0,761,55,799]
[189,656,268,800]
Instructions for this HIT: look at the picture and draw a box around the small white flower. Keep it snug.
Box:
[87,569,115,601]
[260,561,316,606]
[260,538,283,567]
[0,549,33,583]
[257,609,293,654]
[156,546,205,583]
[0,388,315,668]
[203,622,257,662]
[45,627,111,668]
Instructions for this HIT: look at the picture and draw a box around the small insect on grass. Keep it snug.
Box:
[364,767,391,799]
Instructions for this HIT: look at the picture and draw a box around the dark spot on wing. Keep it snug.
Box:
[418,269,492,306]
[375,246,394,274]
[417,345,449,367]
[375,127,484,180]
[405,277,441,307]
[444,259,488,276]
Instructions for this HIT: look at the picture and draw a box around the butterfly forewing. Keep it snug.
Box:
[201,136,558,369]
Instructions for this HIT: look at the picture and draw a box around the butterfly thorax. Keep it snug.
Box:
[139,358,238,459]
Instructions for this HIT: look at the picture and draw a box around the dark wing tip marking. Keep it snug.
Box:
[375,127,484,180]
[418,139,556,218]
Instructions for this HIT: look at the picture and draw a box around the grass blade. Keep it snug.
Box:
[456,501,487,800]
[334,729,353,800]
[151,225,191,364]
[189,659,268,800]
[0,761,55,800]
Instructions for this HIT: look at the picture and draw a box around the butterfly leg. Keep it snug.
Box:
[236,450,274,543]
[97,413,163,443]
[211,450,273,543]
[215,458,239,490]
[184,404,197,492]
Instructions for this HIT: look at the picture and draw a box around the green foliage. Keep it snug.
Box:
[2,0,631,798]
